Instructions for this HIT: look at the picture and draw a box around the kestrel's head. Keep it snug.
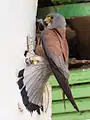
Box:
[44,13,66,29]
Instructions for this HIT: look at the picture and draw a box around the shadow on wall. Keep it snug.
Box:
[66,16,90,60]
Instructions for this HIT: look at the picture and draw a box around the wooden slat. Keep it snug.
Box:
[52,111,90,120]
[52,83,90,101]
[49,68,90,86]
[52,98,90,114]
[49,68,90,119]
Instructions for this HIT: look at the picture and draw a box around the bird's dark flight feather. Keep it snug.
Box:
[17,69,41,114]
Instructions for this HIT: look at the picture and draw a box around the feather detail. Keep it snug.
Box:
[41,27,79,112]
[17,57,51,114]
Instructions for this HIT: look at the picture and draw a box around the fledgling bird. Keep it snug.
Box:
[17,55,51,114]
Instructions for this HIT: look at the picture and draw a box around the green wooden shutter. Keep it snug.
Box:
[49,68,90,120]
[38,3,90,120]
[38,3,90,18]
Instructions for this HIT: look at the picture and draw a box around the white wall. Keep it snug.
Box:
[0,0,51,120]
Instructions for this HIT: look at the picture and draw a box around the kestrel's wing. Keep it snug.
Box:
[17,57,51,114]
[41,28,79,112]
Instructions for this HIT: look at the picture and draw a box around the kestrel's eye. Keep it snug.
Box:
[48,16,51,20]
[48,16,53,20]
[50,16,53,19]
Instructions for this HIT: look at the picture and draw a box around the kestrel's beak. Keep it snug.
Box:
[44,16,51,24]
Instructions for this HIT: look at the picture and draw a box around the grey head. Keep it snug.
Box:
[44,13,66,29]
